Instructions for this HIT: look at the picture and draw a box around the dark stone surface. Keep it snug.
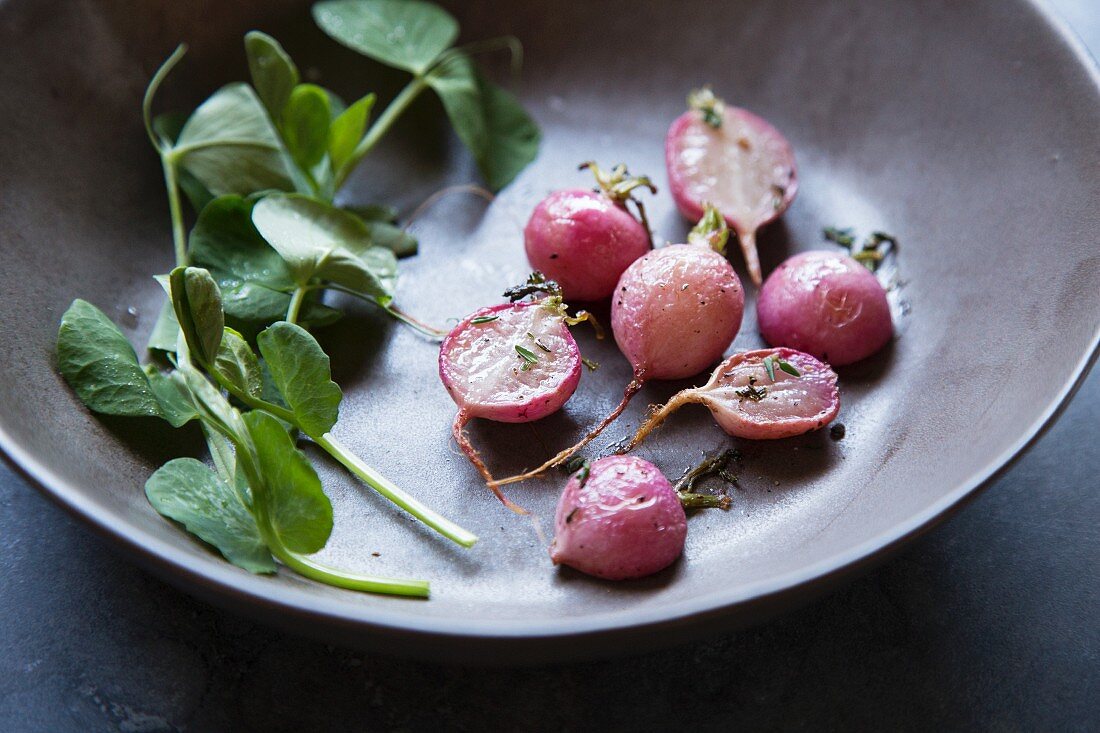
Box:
[1,2,1097,731]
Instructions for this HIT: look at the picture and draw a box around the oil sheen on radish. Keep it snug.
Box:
[757,251,892,365]
[665,86,797,286]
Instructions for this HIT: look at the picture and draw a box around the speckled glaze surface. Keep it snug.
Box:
[0,0,1097,663]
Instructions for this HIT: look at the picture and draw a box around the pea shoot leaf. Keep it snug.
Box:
[244,410,333,554]
[58,300,167,420]
[145,457,275,573]
[256,321,342,437]
[312,0,459,75]
[144,367,199,427]
[427,53,540,191]
[173,83,298,196]
[169,266,224,366]
[213,327,263,398]
[188,195,341,330]
[282,83,332,170]
[251,193,396,299]
[245,31,300,118]
[328,92,375,172]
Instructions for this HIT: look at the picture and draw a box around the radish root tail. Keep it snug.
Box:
[452,411,527,515]
[738,228,763,286]
[623,390,700,453]
[490,379,644,488]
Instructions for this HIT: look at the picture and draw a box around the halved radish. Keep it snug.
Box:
[439,300,582,511]
[666,87,797,285]
[626,348,839,448]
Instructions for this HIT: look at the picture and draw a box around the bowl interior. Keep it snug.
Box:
[0,0,1097,649]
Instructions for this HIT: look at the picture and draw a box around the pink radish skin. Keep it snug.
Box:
[627,348,839,448]
[665,95,797,286]
[757,251,892,366]
[551,456,686,580]
[524,190,651,302]
[612,244,745,381]
[439,301,582,510]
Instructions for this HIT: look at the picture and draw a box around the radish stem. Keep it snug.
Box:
[490,379,644,488]
[452,411,527,514]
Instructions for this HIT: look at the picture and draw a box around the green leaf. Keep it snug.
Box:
[144,367,198,427]
[251,193,396,299]
[172,83,297,196]
[179,367,249,441]
[778,359,801,378]
[427,54,540,191]
[245,31,300,118]
[146,299,181,353]
[214,327,263,398]
[364,220,417,258]
[282,84,332,169]
[188,195,341,330]
[243,410,333,554]
[153,112,217,212]
[146,458,275,573]
[169,266,224,365]
[57,300,164,420]
[328,93,375,172]
[312,0,459,75]
[256,321,342,437]
[344,203,397,222]
[763,355,776,382]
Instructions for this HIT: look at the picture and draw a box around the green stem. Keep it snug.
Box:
[285,285,308,325]
[334,76,430,191]
[270,544,430,597]
[210,370,297,423]
[210,370,477,548]
[162,157,188,267]
[225,422,431,597]
[317,433,478,548]
[316,283,446,340]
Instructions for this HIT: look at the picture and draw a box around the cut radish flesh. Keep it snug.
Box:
[666,90,797,286]
[439,301,582,510]
[627,348,839,447]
